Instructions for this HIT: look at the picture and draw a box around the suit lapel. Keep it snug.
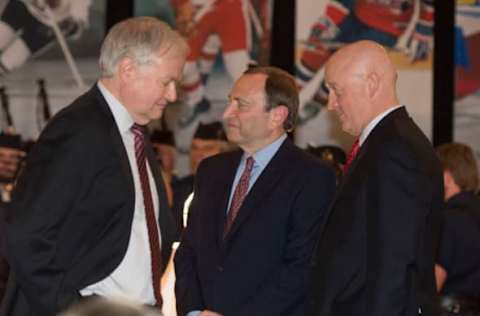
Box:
[223,139,292,242]
[320,107,408,235]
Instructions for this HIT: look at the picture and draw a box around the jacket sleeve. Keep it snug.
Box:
[5,115,89,315]
[366,142,440,316]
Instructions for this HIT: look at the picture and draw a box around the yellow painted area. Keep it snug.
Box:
[387,50,433,70]
[295,41,432,71]
[457,0,476,5]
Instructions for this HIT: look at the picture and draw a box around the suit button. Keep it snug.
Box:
[217,266,224,272]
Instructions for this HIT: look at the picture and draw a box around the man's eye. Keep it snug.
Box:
[238,101,249,109]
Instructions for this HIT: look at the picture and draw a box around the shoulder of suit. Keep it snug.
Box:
[284,141,329,166]
[271,141,335,181]
[202,149,241,166]
[42,86,114,138]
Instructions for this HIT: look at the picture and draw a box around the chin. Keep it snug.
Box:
[225,131,238,141]
[150,110,164,120]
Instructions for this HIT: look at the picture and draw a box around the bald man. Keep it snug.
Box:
[309,40,443,316]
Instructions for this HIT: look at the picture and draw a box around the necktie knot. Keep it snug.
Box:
[224,156,255,238]
[131,123,146,138]
[245,156,255,173]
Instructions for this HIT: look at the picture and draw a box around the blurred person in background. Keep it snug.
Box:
[435,142,480,316]
[171,121,230,233]
[306,144,346,184]
[151,129,178,207]
[0,132,25,303]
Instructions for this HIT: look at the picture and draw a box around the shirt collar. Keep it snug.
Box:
[359,105,403,146]
[97,81,135,135]
[243,134,287,169]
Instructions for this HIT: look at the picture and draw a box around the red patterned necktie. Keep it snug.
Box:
[343,139,360,173]
[224,157,255,238]
[131,123,163,307]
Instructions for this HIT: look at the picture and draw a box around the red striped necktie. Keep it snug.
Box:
[343,139,360,173]
[224,156,255,238]
[131,123,163,307]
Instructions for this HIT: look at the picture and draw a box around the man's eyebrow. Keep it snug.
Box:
[228,95,250,104]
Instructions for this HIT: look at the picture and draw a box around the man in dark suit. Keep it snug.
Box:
[310,40,443,316]
[1,17,188,316]
[174,66,337,316]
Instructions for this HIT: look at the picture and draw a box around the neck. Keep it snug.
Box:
[100,78,148,125]
[100,77,121,100]
[361,101,399,132]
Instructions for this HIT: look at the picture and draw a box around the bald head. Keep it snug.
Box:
[324,40,399,136]
[328,40,397,86]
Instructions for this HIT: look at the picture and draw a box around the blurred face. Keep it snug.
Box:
[325,61,369,136]
[223,74,277,153]
[0,147,25,181]
[190,138,226,174]
[152,143,176,174]
[119,52,186,124]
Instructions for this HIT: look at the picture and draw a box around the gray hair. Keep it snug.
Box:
[99,16,189,78]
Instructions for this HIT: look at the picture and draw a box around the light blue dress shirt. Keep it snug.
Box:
[226,134,287,212]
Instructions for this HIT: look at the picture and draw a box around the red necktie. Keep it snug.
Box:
[224,157,255,238]
[343,139,360,172]
[131,124,163,307]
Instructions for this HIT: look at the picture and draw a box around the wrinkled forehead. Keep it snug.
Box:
[231,73,266,97]
[326,51,364,84]
[325,58,348,85]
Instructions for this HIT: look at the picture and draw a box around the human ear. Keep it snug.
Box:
[270,105,289,129]
[366,72,380,99]
[117,57,136,83]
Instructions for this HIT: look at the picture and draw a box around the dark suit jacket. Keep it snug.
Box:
[1,85,177,316]
[310,107,443,316]
[174,138,336,316]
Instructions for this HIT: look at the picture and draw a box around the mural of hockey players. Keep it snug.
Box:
[173,0,252,128]
[0,0,92,76]
[181,0,271,88]
[295,0,433,125]
[454,1,480,154]
[455,1,480,99]
[197,33,222,85]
